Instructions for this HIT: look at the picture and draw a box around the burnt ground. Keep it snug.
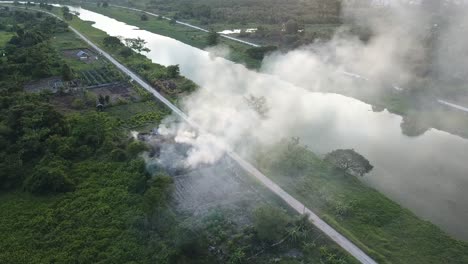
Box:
[89,83,140,104]
[47,82,140,113]
[24,76,63,93]
[142,133,275,225]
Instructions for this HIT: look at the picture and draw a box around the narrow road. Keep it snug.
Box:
[110,4,261,47]
[7,6,376,264]
[438,99,468,113]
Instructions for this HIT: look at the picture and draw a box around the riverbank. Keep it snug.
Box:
[81,4,262,68]
[256,139,468,263]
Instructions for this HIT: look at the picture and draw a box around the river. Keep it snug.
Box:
[62,6,468,241]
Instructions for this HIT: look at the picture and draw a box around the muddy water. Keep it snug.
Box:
[64,6,468,240]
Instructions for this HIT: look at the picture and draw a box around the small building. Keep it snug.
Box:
[76,50,90,60]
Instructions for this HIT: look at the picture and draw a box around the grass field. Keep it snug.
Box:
[0,31,14,47]
[105,100,170,130]
[256,141,468,264]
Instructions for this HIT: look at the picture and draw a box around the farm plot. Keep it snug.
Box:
[79,66,126,87]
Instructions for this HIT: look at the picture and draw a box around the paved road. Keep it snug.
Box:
[6,6,377,264]
[110,4,261,47]
[438,99,468,113]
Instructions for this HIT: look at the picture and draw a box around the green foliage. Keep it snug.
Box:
[61,63,74,81]
[256,139,468,263]
[143,174,172,215]
[246,46,278,60]
[124,37,150,53]
[127,140,148,157]
[253,205,290,242]
[103,36,122,47]
[0,10,69,84]
[206,30,219,46]
[119,46,133,57]
[166,64,180,78]
[24,157,75,194]
[110,148,127,161]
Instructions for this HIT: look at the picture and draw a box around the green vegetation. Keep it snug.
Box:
[0,7,360,263]
[51,8,197,98]
[0,31,14,47]
[132,0,341,49]
[106,101,170,129]
[255,138,468,263]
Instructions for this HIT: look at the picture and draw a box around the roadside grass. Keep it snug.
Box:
[256,141,468,264]
[0,31,14,47]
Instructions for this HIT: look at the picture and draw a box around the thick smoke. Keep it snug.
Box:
[158,0,468,167]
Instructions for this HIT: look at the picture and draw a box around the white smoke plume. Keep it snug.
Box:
[158,0,468,167]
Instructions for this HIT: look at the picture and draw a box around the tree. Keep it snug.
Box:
[140,14,148,21]
[102,1,109,7]
[246,46,278,60]
[124,37,150,53]
[166,64,180,78]
[127,141,147,157]
[119,47,133,57]
[61,63,73,81]
[103,36,122,47]
[325,149,373,176]
[24,158,75,194]
[98,94,106,105]
[110,148,127,161]
[206,31,219,46]
[63,11,73,21]
[61,6,70,14]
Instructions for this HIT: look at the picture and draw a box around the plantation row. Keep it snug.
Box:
[79,66,127,86]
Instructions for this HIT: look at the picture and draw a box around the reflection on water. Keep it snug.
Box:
[69,6,468,240]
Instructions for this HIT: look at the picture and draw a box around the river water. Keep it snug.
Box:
[64,6,468,240]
